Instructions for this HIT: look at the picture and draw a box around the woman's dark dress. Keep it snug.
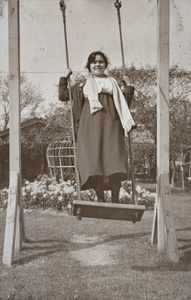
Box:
[59,78,128,190]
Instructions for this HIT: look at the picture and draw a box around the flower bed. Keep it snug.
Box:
[0,175,155,211]
[0,188,8,210]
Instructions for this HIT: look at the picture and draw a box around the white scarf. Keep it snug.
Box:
[83,74,136,134]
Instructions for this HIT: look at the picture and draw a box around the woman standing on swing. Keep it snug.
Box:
[59,51,136,203]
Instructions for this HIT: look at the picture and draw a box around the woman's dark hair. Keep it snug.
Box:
[85,51,109,72]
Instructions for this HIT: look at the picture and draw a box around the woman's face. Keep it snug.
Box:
[90,55,107,77]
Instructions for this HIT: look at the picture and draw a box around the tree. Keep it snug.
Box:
[108,65,191,153]
[108,65,191,183]
[0,75,45,130]
[0,0,6,19]
[108,65,157,141]
[169,66,191,159]
[31,102,72,144]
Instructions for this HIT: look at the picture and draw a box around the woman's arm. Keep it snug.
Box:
[119,79,134,108]
[58,68,73,102]
[58,77,69,101]
[119,78,137,131]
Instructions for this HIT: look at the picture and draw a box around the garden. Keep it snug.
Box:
[0,174,155,212]
[0,175,191,300]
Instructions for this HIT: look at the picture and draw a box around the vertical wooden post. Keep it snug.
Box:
[3,172,19,266]
[157,0,170,187]
[0,77,4,122]
[151,0,179,262]
[3,0,25,266]
[151,0,170,249]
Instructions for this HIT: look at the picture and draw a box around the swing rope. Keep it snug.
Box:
[114,0,137,205]
[59,0,81,202]
[114,0,125,74]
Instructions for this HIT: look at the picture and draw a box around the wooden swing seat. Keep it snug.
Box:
[73,200,145,223]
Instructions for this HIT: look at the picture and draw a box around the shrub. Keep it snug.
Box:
[22,174,77,211]
[0,175,155,211]
[0,188,8,210]
[121,181,155,210]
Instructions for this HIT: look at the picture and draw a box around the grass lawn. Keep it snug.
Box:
[0,190,191,300]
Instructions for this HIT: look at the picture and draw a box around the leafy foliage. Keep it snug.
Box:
[108,65,157,140]
[0,143,47,182]
[108,65,191,183]
[0,0,6,19]
[0,75,45,130]
[40,103,72,143]
[169,65,191,158]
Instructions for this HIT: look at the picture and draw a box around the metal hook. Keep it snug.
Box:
[114,0,121,10]
[60,0,66,12]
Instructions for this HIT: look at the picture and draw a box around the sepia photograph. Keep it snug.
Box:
[0,0,191,299]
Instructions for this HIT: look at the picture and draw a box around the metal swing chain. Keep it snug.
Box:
[114,0,137,205]
[59,0,81,202]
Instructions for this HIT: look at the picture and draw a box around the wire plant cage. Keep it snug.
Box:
[46,137,75,181]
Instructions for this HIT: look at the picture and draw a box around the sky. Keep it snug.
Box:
[0,0,191,102]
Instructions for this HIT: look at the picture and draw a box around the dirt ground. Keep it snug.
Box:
[0,190,191,300]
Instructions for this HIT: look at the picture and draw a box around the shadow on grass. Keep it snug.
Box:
[178,243,191,250]
[13,232,151,266]
[129,226,191,272]
[14,246,65,266]
[131,230,191,272]
[131,248,191,272]
[24,238,68,244]
[21,243,65,252]
[103,232,150,243]
[177,227,191,232]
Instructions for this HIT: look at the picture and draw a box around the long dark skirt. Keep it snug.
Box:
[77,92,128,190]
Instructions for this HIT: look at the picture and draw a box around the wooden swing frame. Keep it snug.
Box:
[3,0,179,266]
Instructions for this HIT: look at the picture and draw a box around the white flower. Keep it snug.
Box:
[48,184,56,191]
[119,188,131,199]
[41,184,47,189]
[54,188,60,195]
[58,196,63,201]
[136,185,142,193]
[33,189,37,195]
[64,186,75,194]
